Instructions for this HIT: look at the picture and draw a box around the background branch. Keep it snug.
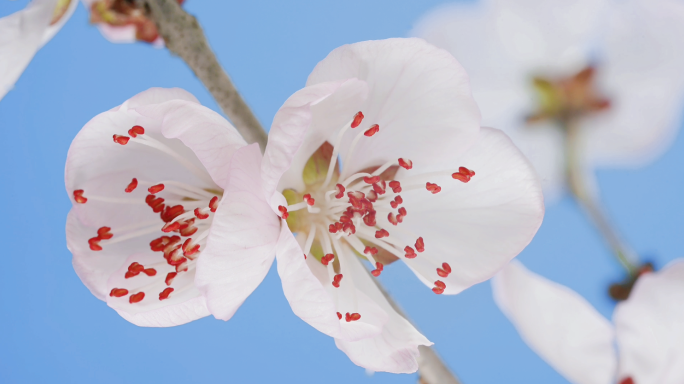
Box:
[139,0,268,150]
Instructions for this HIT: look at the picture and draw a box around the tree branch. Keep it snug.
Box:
[139,0,268,151]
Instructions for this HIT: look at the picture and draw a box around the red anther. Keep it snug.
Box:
[328,223,338,234]
[415,237,425,253]
[335,222,343,232]
[142,268,157,276]
[321,253,335,266]
[148,184,165,194]
[125,178,138,193]
[176,261,189,273]
[364,246,379,256]
[182,238,201,257]
[371,262,384,277]
[334,184,345,199]
[345,312,351,322]
[375,229,389,238]
[404,246,417,259]
[339,215,351,223]
[88,237,102,251]
[165,272,177,286]
[128,262,145,274]
[160,205,184,223]
[619,378,634,384]
[278,205,289,219]
[162,221,181,233]
[364,124,379,137]
[426,182,441,194]
[97,226,113,240]
[351,111,364,128]
[159,287,174,301]
[347,191,365,209]
[389,180,402,193]
[303,194,315,206]
[337,312,343,320]
[128,125,145,137]
[363,176,380,184]
[434,280,446,289]
[113,135,130,145]
[124,271,137,279]
[372,180,386,195]
[398,158,413,170]
[349,313,361,321]
[363,211,377,227]
[342,222,356,235]
[150,236,171,252]
[194,208,209,220]
[332,274,343,288]
[394,195,403,205]
[442,262,451,274]
[432,287,445,295]
[129,292,145,303]
[109,288,129,297]
[180,224,198,237]
[388,213,398,226]
[437,268,449,278]
[367,190,378,202]
[452,166,476,183]
[304,254,307,259]
[73,189,87,204]
[209,196,219,212]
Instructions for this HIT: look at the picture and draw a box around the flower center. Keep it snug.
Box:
[279,112,477,322]
[526,66,611,125]
[72,125,221,304]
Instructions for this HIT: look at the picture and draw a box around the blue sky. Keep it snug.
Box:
[1,1,683,383]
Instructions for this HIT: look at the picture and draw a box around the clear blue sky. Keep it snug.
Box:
[1,1,683,383]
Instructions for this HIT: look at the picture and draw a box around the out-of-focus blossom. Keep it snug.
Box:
[494,260,684,384]
[198,38,545,373]
[0,0,78,100]
[413,0,684,200]
[65,87,278,327]
[81,0,184,46]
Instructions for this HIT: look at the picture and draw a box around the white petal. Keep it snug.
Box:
[0,0,56,100]
[275,224,342,338]
[493,261,617,384]
[397,127,544,293]
[195,144,280,321]
[613,260,684,384]
[42,0,78,45]
[334,253,431,374]
[306,38,481,177]
[262,79,367,200]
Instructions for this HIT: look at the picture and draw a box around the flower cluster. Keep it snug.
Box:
[64,39,544,371]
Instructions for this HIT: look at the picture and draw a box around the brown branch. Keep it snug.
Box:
[139,0,268,150]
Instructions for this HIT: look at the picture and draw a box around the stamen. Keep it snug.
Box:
[113,135,130,145]
[415,237,425,253]
[332,274,343,288]
[321,253,335,266]
[432,280,446,294]
[426,182,441,194]
[303,224,317,257]
[165,272,177,286]
[125,178,138,193]
[148,184,165,194]
[128,125,145,137]
[351,112,364,128]
[129,292,145,303]
[452,166,476,183]
[209,196,219,212]
[109,288,129,297]
[194,208,210,219]
[364,124,379,137]
[364,246,378,256]
[375,229,389,238]
[398,158,413,170]
[371,262,383,276]
[73,190,87,204]
[345,312,361,322]
[404,246,417,259]
[437,262,452,277]
[334,184,345,199]
[389,181,401,193]
[278,205,289,219]
[159,287,174,301]
[303,194,315,206]
[337,312,343,320]
[88,237,102,251]
[363,176,380,184]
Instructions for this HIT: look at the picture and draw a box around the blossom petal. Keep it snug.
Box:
[195,144,280,321]
[261,79,368,201]
[493,261,617,384]
[613,260,684,384]
[396,127,544,293]
[306,38,481,177]
[0,0,59,100]
[334,253,431,373]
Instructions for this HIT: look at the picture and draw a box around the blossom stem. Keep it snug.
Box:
[363,267,463,384]
[136,0,268,151]
[564,121,640,275]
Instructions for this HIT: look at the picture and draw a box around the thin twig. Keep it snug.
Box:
[139,0,268,151]
[364,268,463,384]
[565,121,639,275]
